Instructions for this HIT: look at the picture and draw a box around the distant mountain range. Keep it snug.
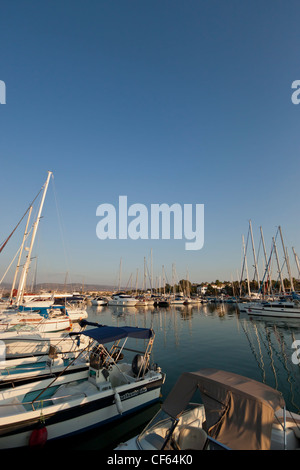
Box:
[0,282,116,293]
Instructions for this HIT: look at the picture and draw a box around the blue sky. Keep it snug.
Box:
[0,0,300,288]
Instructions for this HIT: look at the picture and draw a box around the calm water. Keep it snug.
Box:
[48,302,300,450]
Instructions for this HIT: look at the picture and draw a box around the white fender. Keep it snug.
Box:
[114,391,123,414]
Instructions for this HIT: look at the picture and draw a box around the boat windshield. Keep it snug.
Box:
[137,408,176,450]
[137,404,205,450]
[136,404,231,451]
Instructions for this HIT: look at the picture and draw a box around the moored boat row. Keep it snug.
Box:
[0,319,165,448]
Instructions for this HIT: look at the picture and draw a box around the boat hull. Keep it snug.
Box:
[0,371,164,449]
[108,300,137,306]
[238,303,300,318]
[0,332,88,358]
[91,299,107,306]
[0,315,71,333]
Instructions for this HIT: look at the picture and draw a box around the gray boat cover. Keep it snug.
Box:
[162,368,285,450]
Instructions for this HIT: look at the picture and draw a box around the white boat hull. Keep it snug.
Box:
[0,367,164,448]
[0,355,89,387]
[0,310,71,333]
[91,299,107,306]
[65,309,88,321]
[108,300,137,306]
[0,331,88,358]
[238,302,300,318]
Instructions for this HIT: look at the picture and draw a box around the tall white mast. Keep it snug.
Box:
[278,226,294,292]
[10,205,33,302]
[143,257,146,291]
[273,236,285,294]
[162,265,166,296]
[260,226,272,296]
[249,220,260,290]
[292,247,300,278]
[150,248,153,295]
[118,257,122,291]
[135,268,139,295]
[16,171,52,305]
[242,235,251,297]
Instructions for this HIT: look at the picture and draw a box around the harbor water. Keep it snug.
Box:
[48,301,300,450]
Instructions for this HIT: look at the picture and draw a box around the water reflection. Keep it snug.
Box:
[238,311,300,412]
[45,301,300,450]
[88,301,300,415]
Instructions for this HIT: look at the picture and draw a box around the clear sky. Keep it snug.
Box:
[0,0,300,289]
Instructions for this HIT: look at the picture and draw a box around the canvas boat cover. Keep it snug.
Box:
[82,325,153,344]
[162,368,285,450]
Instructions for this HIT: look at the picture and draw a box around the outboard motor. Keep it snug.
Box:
[132,354,148,377]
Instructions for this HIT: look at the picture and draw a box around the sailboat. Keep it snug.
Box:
[0,172,72,333]
[238,226,300,318]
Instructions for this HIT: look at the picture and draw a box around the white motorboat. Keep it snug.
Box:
[108,293,137,307]
[0,325,89,359]
[20,294,55,308]
[0,345,90,389]
[184,297,201,304]
[116,368,300,451]
[91,297,108,306]
[0,306,71,333]
[0,322,165,448]
[237,300,300,318]
[0,327,86,359]
[169,297,186,305]
[59,303,88,321]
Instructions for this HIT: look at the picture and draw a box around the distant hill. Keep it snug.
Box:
[0,282,117,293]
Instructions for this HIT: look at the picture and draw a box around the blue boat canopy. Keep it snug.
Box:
[82,325,153,343]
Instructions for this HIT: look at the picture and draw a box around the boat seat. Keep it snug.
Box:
[273,415,300,439]
[177,425,208,450]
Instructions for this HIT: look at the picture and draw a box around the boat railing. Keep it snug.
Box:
[1,365,46,376]
[28,391,91,411]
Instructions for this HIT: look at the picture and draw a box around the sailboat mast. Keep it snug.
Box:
[292,247,300,278]
[278,226,294,292]
[249,220,260,290]
[10,205,33,302]
[242,235,251,296]
[162,265,166,296]
[16,171,52,305]
[260,226,272,296]
[273,236,285,294]
[150,248,153,295]
[135,268,139,295]
[143,257,146,291]
[118,257,122,291]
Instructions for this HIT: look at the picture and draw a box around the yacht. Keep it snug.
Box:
[108,293,137,307]
[91,296,108,306]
